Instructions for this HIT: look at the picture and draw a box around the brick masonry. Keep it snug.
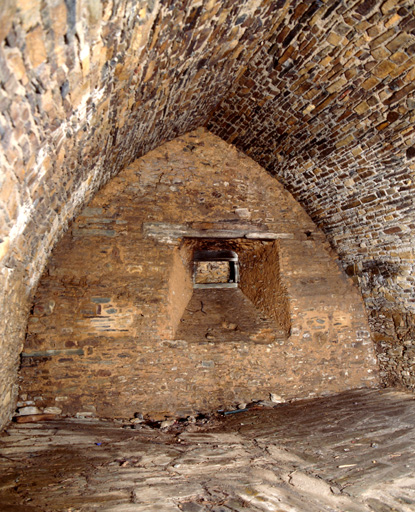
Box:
[0,0,414,428]
[18,130,378,420]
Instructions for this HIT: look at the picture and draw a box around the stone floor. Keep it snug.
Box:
[1,388,415,512]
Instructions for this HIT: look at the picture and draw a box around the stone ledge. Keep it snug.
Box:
[143,222,295,242]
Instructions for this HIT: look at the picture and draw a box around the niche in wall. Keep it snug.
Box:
[179,238,290,338]
[175,238,289,346]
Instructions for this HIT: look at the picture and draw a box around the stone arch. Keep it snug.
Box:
[19,130,378,419]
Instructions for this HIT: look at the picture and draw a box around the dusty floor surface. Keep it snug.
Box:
[1,388,415,512]
[175,289,286,343]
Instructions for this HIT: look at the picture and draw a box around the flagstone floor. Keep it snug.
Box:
[1,388,415,512]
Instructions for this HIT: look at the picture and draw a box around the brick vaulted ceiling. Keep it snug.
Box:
[208,0,415,314]
[0,0,415,426]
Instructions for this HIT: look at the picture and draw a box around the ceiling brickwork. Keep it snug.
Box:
[208,0,415,316]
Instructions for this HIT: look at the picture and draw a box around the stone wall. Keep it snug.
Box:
[18,130,378,420]
[370,308,415,389]
[238,241,291,337]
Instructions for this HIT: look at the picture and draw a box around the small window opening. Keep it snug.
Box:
[193,249,239,289]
